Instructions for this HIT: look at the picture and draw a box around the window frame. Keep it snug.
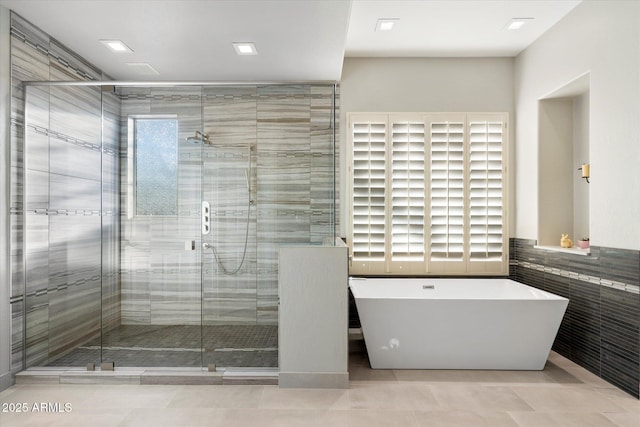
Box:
[347,112,509,276]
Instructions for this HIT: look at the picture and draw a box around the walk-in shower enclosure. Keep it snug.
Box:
[19,82,338,370]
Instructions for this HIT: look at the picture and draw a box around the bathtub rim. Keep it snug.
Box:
[348,276,569,302]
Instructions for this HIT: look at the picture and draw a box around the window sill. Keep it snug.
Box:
[534,245,591,256]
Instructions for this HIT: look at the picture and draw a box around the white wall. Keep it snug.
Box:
[573,93,590,241]
[0,4,12,392]
[340,57,515,238]
[538,98,574,246]
[515,0,640,250]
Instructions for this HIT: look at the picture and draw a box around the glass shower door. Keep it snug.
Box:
[107,85,204,367]
[23,84,106,369]
[199,86,270,368]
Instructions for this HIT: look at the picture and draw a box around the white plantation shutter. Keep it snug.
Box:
[468,118,504,262]
[429,120,465,261]
[391,120,425,261]
[348,112,507,276]
[351,119,387,261]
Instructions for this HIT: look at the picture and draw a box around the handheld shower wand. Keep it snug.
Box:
[202,145,253,275]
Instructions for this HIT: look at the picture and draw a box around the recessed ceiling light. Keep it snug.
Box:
[506,18,533,30]
[375,18,398,32]
[100,39,133,53]
[126,63,159,76]
[233,42,258,56]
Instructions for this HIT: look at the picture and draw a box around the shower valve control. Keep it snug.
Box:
[202,201,211,235]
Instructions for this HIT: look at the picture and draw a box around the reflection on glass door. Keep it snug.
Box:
[23,84,108,368]
[110,87,204,367]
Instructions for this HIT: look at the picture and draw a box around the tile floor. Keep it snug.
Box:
[47,325,279,368]
[1,340,639,427]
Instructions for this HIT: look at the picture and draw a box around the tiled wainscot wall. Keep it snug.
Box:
[510,238,640,398]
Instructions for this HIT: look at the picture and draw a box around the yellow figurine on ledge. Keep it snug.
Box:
[560,234,573,248]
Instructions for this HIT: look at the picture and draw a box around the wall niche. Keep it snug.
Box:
[538,72,590,251]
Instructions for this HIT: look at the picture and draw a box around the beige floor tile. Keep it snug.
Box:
[603,412,640,427]
[539,362,584,385]
[413,410,519,427]
[0,384,96,407]
[0,407,132,427]
[509,411,620,427]
[347,381,439,410]
[511,385,627,413]
[167,384,265,408]
[595,387,640,413]
[348,356,397,378]
[220,408,321,426]
[0,412,73,427]
[563,366,620,387]
[118,407,226,427]
[546,351,578,368]
[349,366,398,382]
[1,351,638,427]
[80,384,181,409]
[429,384,533,412]
[392,369,552,385]
[318,409,420,427]
[0,386,18,400]
[259,387,349,410]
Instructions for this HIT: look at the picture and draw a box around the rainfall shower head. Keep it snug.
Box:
[187,130,211,145]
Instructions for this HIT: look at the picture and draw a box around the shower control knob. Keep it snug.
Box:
[202,243,212,250]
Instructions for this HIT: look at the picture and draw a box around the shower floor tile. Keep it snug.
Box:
[45,325,278,368]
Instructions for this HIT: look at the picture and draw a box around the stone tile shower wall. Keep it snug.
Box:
[511,238,640,398]
[257,85,338,323]
[8,13,120,372]
[119,86,203,325]
[119,85,338,326]
[202,86,257,324]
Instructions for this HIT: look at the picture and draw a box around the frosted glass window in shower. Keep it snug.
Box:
[134,118,178,215]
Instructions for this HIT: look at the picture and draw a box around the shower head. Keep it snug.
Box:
[187,130,211,145]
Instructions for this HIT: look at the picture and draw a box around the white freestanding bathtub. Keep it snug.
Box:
[349,277,569,370]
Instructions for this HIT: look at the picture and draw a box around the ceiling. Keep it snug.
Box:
[0,0,582,81]
[347,0,582,57]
